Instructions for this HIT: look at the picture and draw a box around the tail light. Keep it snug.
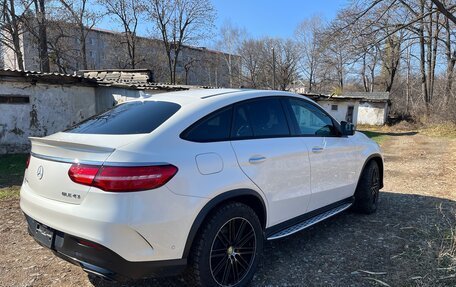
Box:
[68,164,178,192]
[25,155,31,169]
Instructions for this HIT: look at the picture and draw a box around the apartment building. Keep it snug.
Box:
[0,23,240,87]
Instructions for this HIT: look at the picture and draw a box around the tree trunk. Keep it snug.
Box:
[430,10,439,102]
[228,54,232,88]
[7,0,25,70]
[406,46,411,114]
[308,67,313,92]
[35,0,50,72]
[426,4,433,100]
[419,1,430,115]
[442,14,455,105]
[79,24,87,70]
[362,54,368,92]
[172,48,180,84]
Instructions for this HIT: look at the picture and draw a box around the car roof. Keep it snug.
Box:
[139,88,312,107]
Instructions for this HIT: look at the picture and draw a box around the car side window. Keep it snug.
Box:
[181,107,233,142]
[231,98,290,139]
[287,98,338,137]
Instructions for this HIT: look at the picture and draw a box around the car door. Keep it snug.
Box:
[284,97,360,212]
[230,97,312,226]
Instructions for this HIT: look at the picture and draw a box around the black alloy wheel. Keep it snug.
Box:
[209,217,256,286]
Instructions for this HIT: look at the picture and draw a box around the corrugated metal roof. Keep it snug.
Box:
[79,69,152,83]
[0,68,99,85]
[0,68,207,91]
[342,92,390,101]
[0,68,93,79]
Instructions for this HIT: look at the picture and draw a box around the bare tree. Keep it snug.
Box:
[0,0,28,70]
[99,0,146,68]
[57,0,101,70]
[272,39,300,91]
[238,39,262,88]
[430,0,456,24]
[443,6,456,104]
[216,21,245,88]
[148,0,215,84]
[295,15,325,92]
[33,0,50,72]
[183,56,197,84]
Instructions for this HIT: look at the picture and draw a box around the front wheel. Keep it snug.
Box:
[190,202,263,287]
[353,160,380,214]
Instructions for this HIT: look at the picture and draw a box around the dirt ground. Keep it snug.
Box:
[1,129,456,287]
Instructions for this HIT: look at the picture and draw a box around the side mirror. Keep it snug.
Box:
[340,121,355,136]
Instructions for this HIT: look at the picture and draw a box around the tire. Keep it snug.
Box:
[353,160,380,214]
[190,202,263,287]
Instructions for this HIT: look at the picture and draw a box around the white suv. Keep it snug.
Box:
[20,89,383,286]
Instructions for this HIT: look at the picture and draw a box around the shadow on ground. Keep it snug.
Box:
[358,130,419,137]
[89,191,456,287]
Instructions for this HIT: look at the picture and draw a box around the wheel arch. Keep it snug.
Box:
[358,153,384,189]
[182,188,267,259]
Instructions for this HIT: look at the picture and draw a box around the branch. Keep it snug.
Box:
[430,0,456,25]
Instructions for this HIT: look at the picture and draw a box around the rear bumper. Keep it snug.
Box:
[25,214,187,281]
[20,180,208,262]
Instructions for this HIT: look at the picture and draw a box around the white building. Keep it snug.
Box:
[0,69,194,154]
[345,92,390,125]
[305,94,360,125]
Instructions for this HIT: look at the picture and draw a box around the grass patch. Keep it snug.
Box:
[0,186,20,200]
[358,130,391,145]
[0,153,28,188]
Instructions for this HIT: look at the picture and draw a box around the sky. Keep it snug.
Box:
[211,0,349,39]
[98,0,349,45]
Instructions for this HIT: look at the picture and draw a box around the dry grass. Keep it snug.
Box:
[438,205,456,279]
[421,123,456,139]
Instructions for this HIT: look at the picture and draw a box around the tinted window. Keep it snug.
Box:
[287,98,337,137]
[232,98,290,139]
[66,101,180,134]
[181,107,233,142]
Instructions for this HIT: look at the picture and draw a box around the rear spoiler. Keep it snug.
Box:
[30,137,115,154]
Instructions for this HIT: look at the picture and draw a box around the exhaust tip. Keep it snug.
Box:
[81,262,116,281]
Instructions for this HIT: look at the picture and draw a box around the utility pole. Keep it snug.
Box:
[272,47,276,90]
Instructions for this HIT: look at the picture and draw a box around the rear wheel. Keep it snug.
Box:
[353,160,380,214]
[191,202,263,287]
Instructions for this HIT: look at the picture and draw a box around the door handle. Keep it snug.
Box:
[249,156,267,164]
[312,147,324,153]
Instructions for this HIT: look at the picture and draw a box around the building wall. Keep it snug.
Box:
[0,81,96,154]
[317,100,359,126]
[357,102,388,125]
[1,24,239,87]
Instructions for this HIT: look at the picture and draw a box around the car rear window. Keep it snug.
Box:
[65,101,181,134]
[181,107,233,142]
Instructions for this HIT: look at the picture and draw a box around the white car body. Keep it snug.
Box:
[20,89,383,282]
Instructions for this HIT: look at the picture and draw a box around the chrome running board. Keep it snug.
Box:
[267,202,352,240]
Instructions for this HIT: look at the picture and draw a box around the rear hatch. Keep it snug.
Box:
[26,133,143,204]
[24,100,181,204]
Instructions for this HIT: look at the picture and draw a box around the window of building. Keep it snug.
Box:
[331,104,338,111]
[0,95,30,104]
